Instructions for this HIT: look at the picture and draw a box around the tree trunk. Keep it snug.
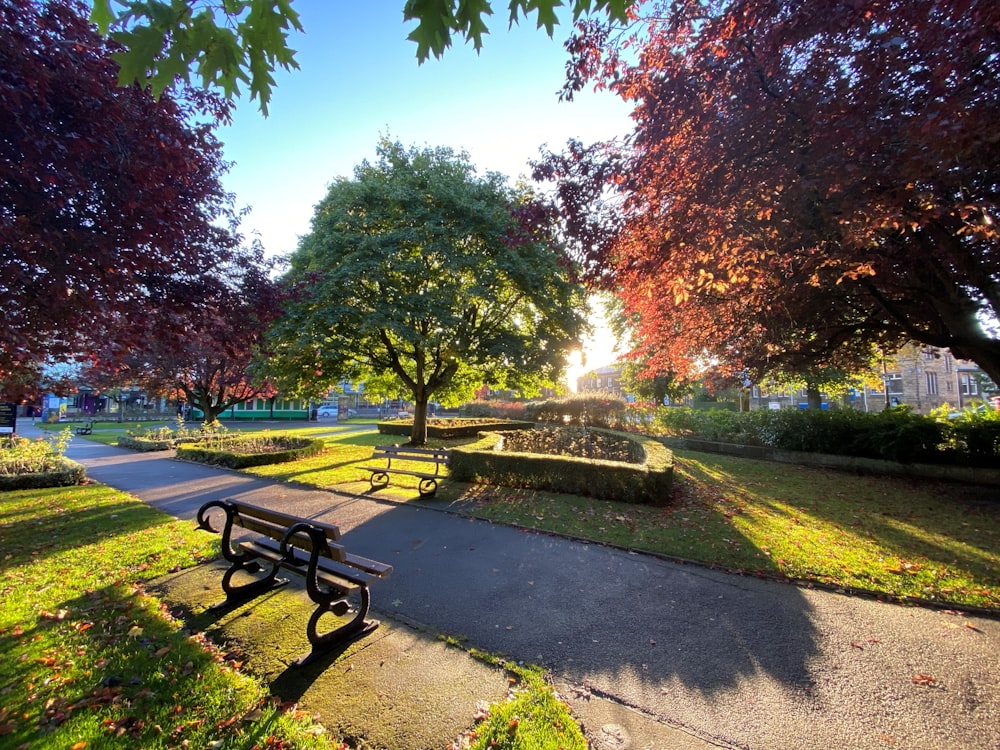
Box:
[411,398,429,446]
[806,384,823,410]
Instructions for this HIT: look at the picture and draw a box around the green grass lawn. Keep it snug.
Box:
[0,484,339,749]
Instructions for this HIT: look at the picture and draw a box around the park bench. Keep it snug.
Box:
[196,498,393,667]
[75,420,94,435]
[360,444,450,497]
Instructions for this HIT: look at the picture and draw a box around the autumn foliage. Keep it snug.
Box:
[542,0,1000,384]
[1,0,237,392]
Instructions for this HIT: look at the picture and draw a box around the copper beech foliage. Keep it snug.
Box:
[1,0,240,394]
[540,0,1000,385]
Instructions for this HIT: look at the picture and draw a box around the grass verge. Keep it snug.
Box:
[0,484,341,749]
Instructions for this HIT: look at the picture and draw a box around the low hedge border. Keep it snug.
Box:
[377,419,535,439]
[0,458,87,490]
[117,435,175,452]
[449,427,673,505]
[175,437,325,469]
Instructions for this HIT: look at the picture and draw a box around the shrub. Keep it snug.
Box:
[0,430,86,488]
[377,418,534,439]
[649,405,961,464]
[176,436,324,469]
[458,400,530,420]
[449,427,673,505]
[525,394,628,429]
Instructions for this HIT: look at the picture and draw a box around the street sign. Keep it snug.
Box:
[0,402,16,435]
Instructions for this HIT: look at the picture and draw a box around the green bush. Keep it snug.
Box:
[176,436,324,468]
[117,434,175,451]
[651,406,963,464]
[526,394,629,429]
[0,431,85,487]
[0,457,86,490]
[449,427,673,505]
[377,418,535,439]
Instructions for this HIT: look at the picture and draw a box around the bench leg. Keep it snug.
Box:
[369,471,389,491]
[293,586,379,668]
[417,477,438,497]
[209,559,289,610]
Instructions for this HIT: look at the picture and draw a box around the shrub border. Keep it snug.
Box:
[175,437,325,469]
[449,427,673,505]
[0,457,87,490]
[377,419,535,439]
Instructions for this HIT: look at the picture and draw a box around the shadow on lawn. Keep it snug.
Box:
[0,497,176,561]
[677,452,1000,607]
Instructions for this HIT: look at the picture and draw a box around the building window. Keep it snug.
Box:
[960,374,979,396]
[925,371,938,396]
[887,375,904,396]
[944,354,952,373]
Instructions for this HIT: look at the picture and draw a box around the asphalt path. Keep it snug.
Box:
[40,424,1000,749]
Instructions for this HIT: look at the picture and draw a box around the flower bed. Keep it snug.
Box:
[0,432,86,488]
[175,436,325,469]
[449,427,673,505]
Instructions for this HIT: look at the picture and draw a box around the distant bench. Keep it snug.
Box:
[360,444,450,497]
[75,420,94,435]
[196,499,392,667]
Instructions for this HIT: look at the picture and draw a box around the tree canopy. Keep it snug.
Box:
[85,244,282,423]
[269,140,589,444]
[89,0,637,114]
[539,0,1000,385]
[1,0,239,395]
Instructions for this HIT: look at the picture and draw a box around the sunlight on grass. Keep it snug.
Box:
[0,485,341,749]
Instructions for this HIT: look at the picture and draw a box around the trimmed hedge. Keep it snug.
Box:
[377,418,535,440]
[117,435,176,451]
[449,427,673,505]
[0,458,86,490]
[175,437,324,469]
[650,405,1000,466]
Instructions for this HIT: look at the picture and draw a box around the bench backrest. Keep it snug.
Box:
[372,445,450,464]
[226,500,346,563]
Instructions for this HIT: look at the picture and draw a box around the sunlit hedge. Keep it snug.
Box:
[449,427,673,505]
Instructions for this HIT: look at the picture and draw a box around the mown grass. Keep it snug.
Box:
[0,484,341,749]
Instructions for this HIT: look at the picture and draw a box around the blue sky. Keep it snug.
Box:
[215,2,632,373]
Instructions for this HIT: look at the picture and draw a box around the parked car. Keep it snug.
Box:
[316,403,338,417]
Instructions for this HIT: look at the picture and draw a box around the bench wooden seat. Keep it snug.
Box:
[359,444,450,497]
[196,498,392,667]
[75,420,94,435]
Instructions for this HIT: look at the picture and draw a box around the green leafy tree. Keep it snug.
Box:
[89,0,636,113]
[268,140,589,445]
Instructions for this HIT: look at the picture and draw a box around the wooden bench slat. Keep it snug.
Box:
[238,541,373,588]
[358,465,440,479]
[343,552,393,577]
[228,501,341,541]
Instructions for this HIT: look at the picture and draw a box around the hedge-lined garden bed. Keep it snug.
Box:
[377,418,535,439]
[0,457,86,490]
[175,436,325,469]
[449,427,673,505]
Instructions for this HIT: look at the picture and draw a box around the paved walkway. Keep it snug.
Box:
[22,420,1000,749]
